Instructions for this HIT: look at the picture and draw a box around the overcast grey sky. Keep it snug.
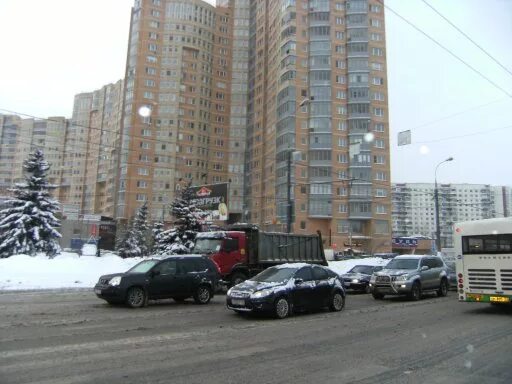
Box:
[0,0,511,186]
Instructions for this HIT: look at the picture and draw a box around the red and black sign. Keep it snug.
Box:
[189,183,229,221]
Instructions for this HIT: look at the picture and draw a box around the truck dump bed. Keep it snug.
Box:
[228,224,327,266]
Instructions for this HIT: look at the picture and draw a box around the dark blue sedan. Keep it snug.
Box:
[226,263,346,319]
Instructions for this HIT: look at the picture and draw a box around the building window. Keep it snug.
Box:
[374,220,389,234]
[373,92,385,101]
[336,31,344,39]
[372,77,384,85]
[372,48,384,56]
[374,155,385,164]
[338,121,347,131]
[375,188,387,197]
[300,221,306,230]
[370,19,382,27]
[374,123,384,132]
[371,62,383,71]
[136,194,147,202]
[370,4,382,13]
[138,168,149,176]
[336,90,346,99]
[338,204,348,213]
[376,204,387,214]
[375,171,387,181]
[137,180,148,188]
[374,108,384,117]
[337,153,348,163]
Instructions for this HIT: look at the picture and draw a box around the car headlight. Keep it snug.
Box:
[250,289,274,299]
[109,276,122,286]
[394,275,408,281]
[227,287,233,296]
[352,279,359,283]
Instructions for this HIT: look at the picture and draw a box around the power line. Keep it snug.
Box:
[415,123,512,144]
[409,97,510,131]
[376,0,512,98]
[420,0,512,79]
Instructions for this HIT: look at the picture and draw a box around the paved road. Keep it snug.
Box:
[0,289,511,384]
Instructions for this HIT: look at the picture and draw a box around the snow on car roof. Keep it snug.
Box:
[274,263,311,269]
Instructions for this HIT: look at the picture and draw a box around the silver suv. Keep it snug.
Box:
[369,255,449,301]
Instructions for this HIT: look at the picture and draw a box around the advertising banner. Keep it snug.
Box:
[392,237,418,248]
[190,183,229,221]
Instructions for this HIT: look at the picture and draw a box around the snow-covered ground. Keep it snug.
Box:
[0,252,141,291]
[0,253,389,291]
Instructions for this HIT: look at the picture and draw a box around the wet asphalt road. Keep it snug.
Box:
[0,289,511,384]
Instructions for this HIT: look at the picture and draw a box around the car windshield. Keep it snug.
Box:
[126,260,160,274]
[193,239,222,253]
[251,267,297,283]
[385,259,419,270]
[348,265,374,274]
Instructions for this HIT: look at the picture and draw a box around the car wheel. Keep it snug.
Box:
[126,287,146,308]
[409,282,422,301]
[274,297,290,319]
[372,292,384,300]
[437,279,448,297]
[230,273,247,287]
[329,291,345,312]
[193,285,212,304]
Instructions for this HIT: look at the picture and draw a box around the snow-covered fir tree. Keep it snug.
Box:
[116,203,150,258]
[151,221,166,255]
[0,149,61,257]
[160,181,207,254]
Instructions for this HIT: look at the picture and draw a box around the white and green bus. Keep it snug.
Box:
[454,218,512,304]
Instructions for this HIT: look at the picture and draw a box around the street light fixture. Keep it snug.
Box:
[434,157,454,253]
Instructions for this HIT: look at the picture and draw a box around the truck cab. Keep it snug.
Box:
[193,231,247,278]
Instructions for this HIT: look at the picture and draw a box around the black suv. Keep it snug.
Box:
[94,255,220,307]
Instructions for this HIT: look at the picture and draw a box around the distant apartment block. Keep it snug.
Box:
[392,183,511,248]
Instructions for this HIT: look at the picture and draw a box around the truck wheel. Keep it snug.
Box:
[274,297,290,319]
[372,292,384,300]
[126,287,146,308]
[329,291,345,312]
[230,273,247,287]
[193,285,212,304]
[409,282,422,301]
[437,279,448,297]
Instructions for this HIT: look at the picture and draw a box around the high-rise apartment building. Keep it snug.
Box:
[244,0,391,252]
[0,114,67,198]
[0,114,23,196]
[120,0,392,252]
[392,183,510,248]
[119,0,239,222]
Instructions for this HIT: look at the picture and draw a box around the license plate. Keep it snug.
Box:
[490,296,510,303]
[231,299,245,306]
[94,288,102,295]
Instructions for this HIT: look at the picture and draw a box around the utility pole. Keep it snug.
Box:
[286,149,292,234]
[434,157,454,253]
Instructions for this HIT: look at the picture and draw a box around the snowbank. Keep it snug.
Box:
[328,257,389,275]
[0,252,141,290]
[0,252,390,291]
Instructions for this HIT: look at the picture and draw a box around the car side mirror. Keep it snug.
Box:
[421,266,429,271]
[295,278,304,285]
[150,270,161,277]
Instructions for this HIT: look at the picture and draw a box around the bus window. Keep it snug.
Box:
[463,234,512,254]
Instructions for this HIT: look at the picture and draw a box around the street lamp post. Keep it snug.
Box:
[434,157,454,253]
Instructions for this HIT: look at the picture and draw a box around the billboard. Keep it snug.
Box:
[392,237,418,248]
[189,183,229,221]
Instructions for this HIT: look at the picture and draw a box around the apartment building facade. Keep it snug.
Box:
[392,183,510,248]
[243,0,392,253]
[0,114,68,199]
[118,0,240,223]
